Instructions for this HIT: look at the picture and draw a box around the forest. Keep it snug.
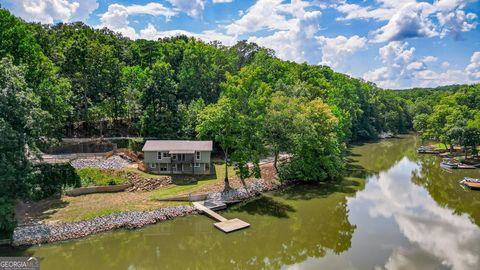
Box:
[1,8,479,237]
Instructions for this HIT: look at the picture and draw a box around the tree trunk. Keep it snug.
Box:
[240,175,249,195]
[223,148,231,191]
[273,150,279,173]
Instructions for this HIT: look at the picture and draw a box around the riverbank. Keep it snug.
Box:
[11,178,280,246]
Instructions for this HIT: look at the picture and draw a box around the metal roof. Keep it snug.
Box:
[142,140,213,152]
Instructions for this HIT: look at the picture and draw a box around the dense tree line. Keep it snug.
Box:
[1,9,477,237]
[401,85,480,155]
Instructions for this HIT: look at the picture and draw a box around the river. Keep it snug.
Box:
[1,135,480,269]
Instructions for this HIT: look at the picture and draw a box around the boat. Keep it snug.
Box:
[417,146,439,154]
[440,158,459,169]
[460,177,480,190]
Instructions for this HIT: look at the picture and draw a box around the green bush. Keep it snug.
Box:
[108,138,144,151]
[76,168,127,187]
[27,163,81,200]
[127,138,143,151]
[0,197,16,239]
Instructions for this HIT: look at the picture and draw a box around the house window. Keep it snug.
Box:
[196,151,201,160]
[150,163,157,169]
[172,154,177,160]
[160,164,168,172]
[157,152,162,160]
[172,164,177,171]
[194,163,201,167]
[162,152,168,158]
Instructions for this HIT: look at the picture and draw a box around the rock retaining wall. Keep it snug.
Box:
[12,179,282,246]
[12,206,197,246]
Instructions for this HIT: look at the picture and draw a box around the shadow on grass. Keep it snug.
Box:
[231,196,296,218]
[169,164,220,186]
[16,196,70,225]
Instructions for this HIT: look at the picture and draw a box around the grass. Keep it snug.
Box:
[18,162,235,224]
[429,142,448,149]
[121,167,169,179]
[40,192,189,223]
[150,162,235,199]
[76,168,128,187]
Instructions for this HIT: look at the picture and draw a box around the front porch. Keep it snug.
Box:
[145,162,212,175]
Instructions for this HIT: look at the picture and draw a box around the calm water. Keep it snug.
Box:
[2,135,480,270]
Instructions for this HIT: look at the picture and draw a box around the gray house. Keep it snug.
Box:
[142,140,213,175]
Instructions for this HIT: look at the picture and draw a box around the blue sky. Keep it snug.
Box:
[1,0,479,89]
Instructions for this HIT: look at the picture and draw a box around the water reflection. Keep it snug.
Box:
[350,155,480,270]
[3,135,480,270]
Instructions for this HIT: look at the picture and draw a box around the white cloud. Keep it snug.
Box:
[228,0,322,63]
[212,0,233,3]
[97,2,236,44]
[370,3,437,43]
[422,55,438,62]
[225,0,300,35]
[379,41,416,64]
[248,26,314,63]
[139,23,237,46]
[406,61,426,71]
[1,0,98,24]
[125,2,177,18]
[364,42,480,88]
[167,0,205,17]
[316,35,367,68]
[335,2,400,21]
[335,0,478,42]
[466,51,480,79]
[99,4,136,39]
[413,69,472,86]
[437,10,478,38]
[98,2,177,39]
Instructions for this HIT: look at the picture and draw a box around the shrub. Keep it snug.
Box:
[0,197,16,239]
[76,168,127,187]
[27,163,81,200]
[108,138,144,151]
[127,138,143,151]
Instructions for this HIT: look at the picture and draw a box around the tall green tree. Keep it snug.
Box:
[264,93,299,172]
[279,99,344,182]
[197,97,238,190]
[0,57,44,236]
[178,98,206,139]
[139,61,178,138]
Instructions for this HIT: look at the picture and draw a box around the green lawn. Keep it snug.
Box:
[20,163,235,224]
[76,168,128,187]
[150,163,234,200]
[429,142,447,149]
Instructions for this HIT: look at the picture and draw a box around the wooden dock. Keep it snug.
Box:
[193,202,250,233]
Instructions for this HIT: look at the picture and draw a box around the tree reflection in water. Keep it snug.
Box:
[7,135,479,270]
[8,179,360,270]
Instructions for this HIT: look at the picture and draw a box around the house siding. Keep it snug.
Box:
[144,151,171,163]
[143,150,211,175]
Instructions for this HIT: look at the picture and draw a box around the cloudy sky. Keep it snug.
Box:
[1,0,479,89]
